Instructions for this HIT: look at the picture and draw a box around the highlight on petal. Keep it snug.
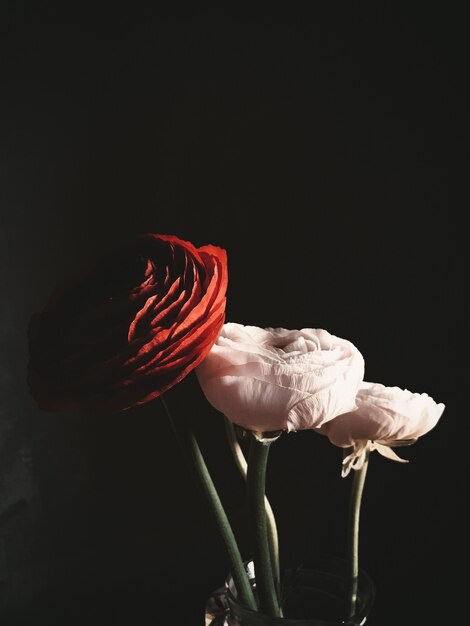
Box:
[196,323,365,433]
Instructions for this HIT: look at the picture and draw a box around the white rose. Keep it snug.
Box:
[196,323,365,433]
[317,381,445,475]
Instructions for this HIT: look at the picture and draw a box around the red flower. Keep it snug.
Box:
[27,233,228,412]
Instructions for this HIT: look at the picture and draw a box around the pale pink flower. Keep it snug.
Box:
[316,381,445,476]
[196,323,365,433]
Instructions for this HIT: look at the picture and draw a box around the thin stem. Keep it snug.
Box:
[224,417,281,593]
[247,436,281,617]
[160,396,257,611]
[346,449,370,619]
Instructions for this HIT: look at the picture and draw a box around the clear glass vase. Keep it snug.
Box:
[205,554,376,626]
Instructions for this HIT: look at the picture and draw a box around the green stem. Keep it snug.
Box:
[160,396,257,611]
[247,436,280,617]
[224,418,281,593]
[346,448,370,619]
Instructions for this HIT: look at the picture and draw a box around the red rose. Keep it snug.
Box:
[27,233,228,412]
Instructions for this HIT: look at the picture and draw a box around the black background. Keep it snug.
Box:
[0,4,467,625]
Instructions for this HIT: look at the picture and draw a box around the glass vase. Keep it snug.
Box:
[205,554,375,626]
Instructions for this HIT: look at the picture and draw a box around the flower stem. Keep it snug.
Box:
[247,435,281,617]
[160,396,257,612]
[224,417,281,594]
[346,448,370,619]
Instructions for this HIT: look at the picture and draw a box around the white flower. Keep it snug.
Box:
[316,381,446,476]
[196,323,365,433]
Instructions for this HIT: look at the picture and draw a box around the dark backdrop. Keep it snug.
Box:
[0,4,467,625]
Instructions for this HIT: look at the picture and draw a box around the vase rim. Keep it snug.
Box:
[224,553,376,626]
